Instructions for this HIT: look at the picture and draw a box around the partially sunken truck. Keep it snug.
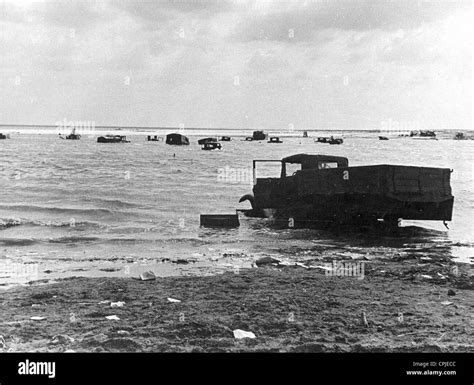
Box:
[239,154,453,227]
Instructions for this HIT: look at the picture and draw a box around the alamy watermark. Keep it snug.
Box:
[217,166,252,185]
[0,261,39,280]
[55,118,96,134]
[325,261,365,280]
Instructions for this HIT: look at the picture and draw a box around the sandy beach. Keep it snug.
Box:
[1,256,472,353]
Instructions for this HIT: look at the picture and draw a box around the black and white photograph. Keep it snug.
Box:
[0,0,472,384]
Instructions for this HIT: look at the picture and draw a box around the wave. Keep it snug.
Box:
[0,217,106,230]
[0,204,114,216]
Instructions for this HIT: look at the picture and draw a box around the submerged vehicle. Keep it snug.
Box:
[147,135,163,141]
[166,133,189,145]
[379,136,389,140]
[0,133,9,139]
[239,153,453,227]
[220,136,231,141]
[252,131,267,141]
[97,135,130,143]
[268,137,283,143]
[201,142,222,150]
[316,136,343,144]
[198,137,217,145]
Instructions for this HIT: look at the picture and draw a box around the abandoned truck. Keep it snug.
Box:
[239,154,453,227]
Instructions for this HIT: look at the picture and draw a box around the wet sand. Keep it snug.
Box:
[0,258,472,353]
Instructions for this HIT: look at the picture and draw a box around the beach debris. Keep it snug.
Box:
[98,300,109,304]
[255,256,280,267]
[30,316,46,321]
[397,312,404,323]
[110,301,126,308]
[421,275,433,279]
[441,301,453,306]
[139,271,156,281]
[447,289,456,296]
[167,298,181,303]
[64,349,75,353]
[31,304,42,307]
[361,312,369,328]
[233,329,256,339]
[69,312,80,323]
[117,330,131,336]
[105,315,120,321]
[50,335,75,345]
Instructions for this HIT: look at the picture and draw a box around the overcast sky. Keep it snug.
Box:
[0,0,472,129]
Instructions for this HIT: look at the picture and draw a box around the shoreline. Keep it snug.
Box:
[1,260,472,353]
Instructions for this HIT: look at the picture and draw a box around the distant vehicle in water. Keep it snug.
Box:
[453,132,471,140]
[379,136,389,140]
[316,136,342,144]
[201,142,222,150]
[239,153,453,228]
[410,130,437,139]
[147,135,163,141]
[59,128,81,140]
[220,136,231,141]
[303,131,308,138]
[97,135,130,143]
[166,133,190,145]
[197,137,217,145]
[328,137,343,145]
[268,137,283,143]
[245,137,253,141]
[252,131,267,141]
[0,133,10,139]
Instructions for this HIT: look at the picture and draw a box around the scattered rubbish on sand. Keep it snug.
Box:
[105,315,120,321]
[167,298,181,303]
[441,301,453,306]
[139,271,156,281]
[255,256,280,266]
[69,313,79,323]
[447,289,456,296]
[233,329,256,339]
[421,275,433,279]
[361,312,369,328]
[397,312,404,323]
[30,316,46,321]
[51,335,74,344]
[111,301,126,308]
[98,300,110,304]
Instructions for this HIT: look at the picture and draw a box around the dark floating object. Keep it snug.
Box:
[147,135,163,141]
[166,133,189,145]
[379,136,389,140]
[200,214,239,228]
[97,135,130,143]
[410,130,436,138]
[239,153,453,227]
[252,130,267,141]
[303,131,308,138]
[245,137,253,141]
[268,137,283,143]
[201,142,222,150]
[197,137,217,145]
[316,136,343,144]
[65,133,81,140]
[220,136,231,141]
[329,137,343,145]
[0,133,10,139]
[454,132,468,140]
